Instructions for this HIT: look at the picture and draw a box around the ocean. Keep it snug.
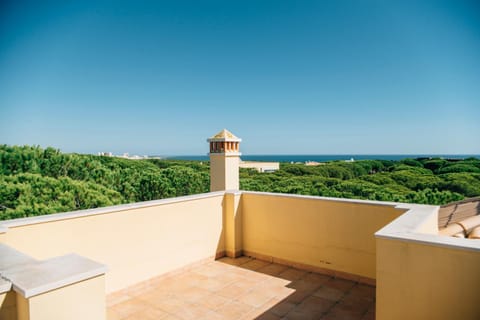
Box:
[164,154,479,163]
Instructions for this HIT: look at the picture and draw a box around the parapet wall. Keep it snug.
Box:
[0,191,404,293]
[240,192,405,283]
[375,204,480,319]
[0,192,226,293]
[1,191,479,320]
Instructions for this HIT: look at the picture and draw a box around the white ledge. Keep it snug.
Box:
[2,253,107,298]
[0,191,225,231]
[0,278,12,293]
[376,205,480,252]
[241,190,410,208]
[0,244,37,271]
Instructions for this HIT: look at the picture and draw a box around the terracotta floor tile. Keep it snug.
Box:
[231,266,260,278]
[110,298,151,319]
[336,299,370,317]
[284,289,314,304]
[297,295,335,314]
[195,276,230,291]
[234,256,254,265]
[283,308,320,320]
[218,256,252,266]
[285,296,334,320]
[267,300,297,317]
[197,310,229,320]
[253,312,283,320]
[301,272,331,286]
[257,263,290,276]
[193,265,224,277]
[215,271,245,285]
[313,286,345,302]
[144,296,188,314]
[176,286,212,303]
[289,278,321,293]
[240,269,273,282]
[251,281,293,299]
[217,257,237,265]
[123,283,152,298]
[139,288,173,306]
[278,268,307,281]
[155,278,193,294]
[234,277,266,290]
[216,300,256,319]
[216,282,252,299]
[257,295,285,311]
[175,272,209,286]
[348,284,376,300]
[237,289,274,308]
[341,292,374,312]
[172,303,212,320]
[195,292,231,310]
[241,259,271,271]
[124,307,168,320]
[259,275,291,288]
[323,278,356,292]
[107,258,374,320]
[239,307,270,320]
[160,314,182,320]
[325,304,365,320]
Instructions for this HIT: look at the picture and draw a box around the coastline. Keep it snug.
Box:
[162,154,480,162]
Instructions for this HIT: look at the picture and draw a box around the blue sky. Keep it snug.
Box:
[1,1,479,155]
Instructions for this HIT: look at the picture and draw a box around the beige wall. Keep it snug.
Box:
[376,238,480,320]
[0,194,225,293]
[0,291,17,320]
[210,154,239,191]
[241,193,404,280]
[223,192,243,257]
[17,276,105,320]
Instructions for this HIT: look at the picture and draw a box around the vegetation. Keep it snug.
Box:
[240,158,480,205]
[0,145,209,220]
[1,145,479,220]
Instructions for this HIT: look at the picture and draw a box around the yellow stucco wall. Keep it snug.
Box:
[17,276,105,320]
[210,154,239,191]
[223,192,242,257]
[0,195,225,293]
[241,193,404,279]
[376,238,480,320]
[0,290,17,320]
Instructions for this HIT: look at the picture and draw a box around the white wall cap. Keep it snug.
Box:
[224,190,243,195]
[376,204,480,252]
[0,191,225,231]
[241,191,409,208]
[375,204,438,235]
[2,253,107,298]
[0,243,37,271]
[0,278,12,293]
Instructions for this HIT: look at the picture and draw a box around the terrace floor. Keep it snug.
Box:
[107,256,375,320]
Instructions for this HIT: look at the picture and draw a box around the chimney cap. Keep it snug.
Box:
[207,129,242,142]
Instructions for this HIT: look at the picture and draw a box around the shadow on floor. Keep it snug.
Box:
[217,256,375,320]
[106,256,375,320]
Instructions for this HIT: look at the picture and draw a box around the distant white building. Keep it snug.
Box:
[239,161,279,173]
[98,152,113,157]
